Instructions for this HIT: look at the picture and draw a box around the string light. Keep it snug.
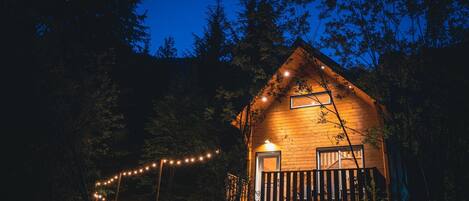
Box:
[94,148,220,188]
[261,96,268,102]
[321,65,325,70]
[348,85,353,89]
[283,71,290,77]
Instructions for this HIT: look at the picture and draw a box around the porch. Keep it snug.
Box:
[258,168,386,201]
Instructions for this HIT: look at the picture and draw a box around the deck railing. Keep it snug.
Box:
[260,168,386,201]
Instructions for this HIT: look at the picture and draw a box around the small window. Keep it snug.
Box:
[317,145,364,170]
[290,91,331,109]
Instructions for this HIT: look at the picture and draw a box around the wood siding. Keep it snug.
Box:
[249,69,387,184]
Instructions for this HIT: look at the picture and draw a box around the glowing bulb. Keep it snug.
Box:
[134,171,137,174]
[207,153,212,158]
[185,158,189,163]
[114,176,118,179]
[110,179,114,182]
[96,182,101,186]
[102,197,105,200]
[348,85,352,89]
[128,171,132,175]
[261,96,268,102]
[163,159,167,163]
[321,65,325,70]
[123,172,127,176]
[176,161,181,165]
[191,158,195,162]
[139,169,143,173]
[145,166,149,170]
[199,156,204,161]
[265,139,271,144]
[283,71,290,77]
[215,150,220,154]
[152,163,157,167]
[169,160,174,165]
[98,195,102,198]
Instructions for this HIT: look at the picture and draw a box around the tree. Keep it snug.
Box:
[156,37,178,58]
[314,0,469,200]
[4,0,148,200]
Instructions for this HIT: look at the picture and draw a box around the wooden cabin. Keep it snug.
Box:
[231,42,389,201]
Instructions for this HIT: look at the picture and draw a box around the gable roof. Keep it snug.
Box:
[232,39,380,128]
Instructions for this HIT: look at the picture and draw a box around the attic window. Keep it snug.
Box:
[290,91,331,109]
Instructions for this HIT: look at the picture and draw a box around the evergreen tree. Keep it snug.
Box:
[156,37,178,58]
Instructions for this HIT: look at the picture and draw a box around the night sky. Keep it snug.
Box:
[138,0,325,57]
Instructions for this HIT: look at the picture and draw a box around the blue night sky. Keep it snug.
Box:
[137,0,325,56]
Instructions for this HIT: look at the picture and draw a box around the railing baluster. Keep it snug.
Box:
[261,172,266,201]
[341,169,347,201]
[349,170,355,201]
[313,170,318,201]
[307,171,312,201]
[334,170,339,201]
[319,170,325,201]
[357,169,364,200]
[280,171,284,201]
[273,172,278,201]
[326,170,332,201]
[267,173,272,201]
[300,171,305,200]
[286,171,291,201]
[293,171,298,201]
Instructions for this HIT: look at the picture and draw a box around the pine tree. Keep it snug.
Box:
[156,37,178,58]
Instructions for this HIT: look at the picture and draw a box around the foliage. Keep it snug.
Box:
[156,37,178,59]
[314,0,469,199]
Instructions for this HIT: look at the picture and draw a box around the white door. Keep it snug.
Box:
[255,152,280,201]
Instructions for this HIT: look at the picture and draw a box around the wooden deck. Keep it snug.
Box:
[259,168,386,201]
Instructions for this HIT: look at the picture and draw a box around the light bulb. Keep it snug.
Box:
[199,156,204,161]
[207,153,211,158]
[321,65,325,70]
[261,96,268,102]
[283,71,290,77]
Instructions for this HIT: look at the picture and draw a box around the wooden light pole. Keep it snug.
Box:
[155,160,164,201]
[114,173,122,201]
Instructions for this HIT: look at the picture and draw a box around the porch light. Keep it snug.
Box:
[264,139,271,144]
[261,96,268,102]
[283,71,290,77]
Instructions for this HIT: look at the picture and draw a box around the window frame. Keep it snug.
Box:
[289,91,332,109]
[316,145,365,170]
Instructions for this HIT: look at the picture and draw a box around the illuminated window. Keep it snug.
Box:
[290,91,331,109]
[317,145,364,170]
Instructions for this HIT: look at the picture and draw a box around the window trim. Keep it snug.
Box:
[316,145,365,170]
[290,91,332,109]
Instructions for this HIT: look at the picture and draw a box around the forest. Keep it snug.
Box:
[3,0,469,201]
